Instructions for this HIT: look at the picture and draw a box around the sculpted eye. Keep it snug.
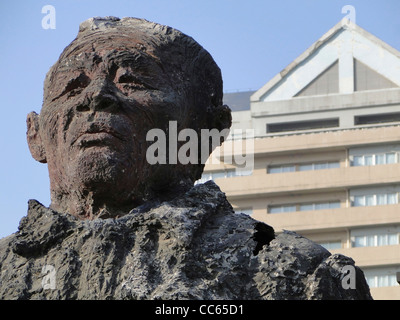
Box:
[116,70,156,91]
[63,73,91,96]
[117,73,146,88]
[50,73,91,102]
[118,73,137,84]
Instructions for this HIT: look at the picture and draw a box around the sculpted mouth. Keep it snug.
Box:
[72,128,126,148]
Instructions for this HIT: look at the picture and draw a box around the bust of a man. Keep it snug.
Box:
[26,17,231,220]
[0,17,371,301]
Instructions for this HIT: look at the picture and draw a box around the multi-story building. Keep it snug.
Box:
[201,20,400,299]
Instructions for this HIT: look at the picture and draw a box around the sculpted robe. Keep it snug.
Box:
[0,182,371,299]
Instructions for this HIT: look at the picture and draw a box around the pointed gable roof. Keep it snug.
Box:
[251,19,400,103]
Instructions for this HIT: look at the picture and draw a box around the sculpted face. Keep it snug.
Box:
[40,39,185,218]
[26,17,231,219]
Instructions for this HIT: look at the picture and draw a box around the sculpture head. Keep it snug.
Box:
[26,17,231,219]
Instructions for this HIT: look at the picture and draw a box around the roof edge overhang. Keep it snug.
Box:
[250,18,400,103]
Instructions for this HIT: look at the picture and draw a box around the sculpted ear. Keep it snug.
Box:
[215,104,232,132]
[210,104,232,141]
[26,111,47,163]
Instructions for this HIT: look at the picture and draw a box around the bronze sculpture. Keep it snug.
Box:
[0,17,372,300]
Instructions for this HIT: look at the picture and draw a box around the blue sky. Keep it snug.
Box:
[0,0,399,238]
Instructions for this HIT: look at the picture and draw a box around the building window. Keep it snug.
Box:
[365,274,398,288]
[298,161,340,171]
[363,266,400,288]
[234,208,253,216]
[351,226,400,248]
[318,241,342,250]
[353,233,399,248]
[352,152,398,166]
[268,161,340,174]
[268,205,296,214]
[195,169,252,184]
[354,112,400,125]
[268,164,296,174]
[352,193,398,207]
[299,201,340,211]
[266,118,339,134]
[196,170,234,184]
[268,201,340,214]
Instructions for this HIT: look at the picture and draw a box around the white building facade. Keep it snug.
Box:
[202,20,400,299]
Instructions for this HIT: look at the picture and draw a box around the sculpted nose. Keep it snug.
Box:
[76,79,119,113]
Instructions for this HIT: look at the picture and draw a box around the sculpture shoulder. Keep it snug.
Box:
[0,187,372,300]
